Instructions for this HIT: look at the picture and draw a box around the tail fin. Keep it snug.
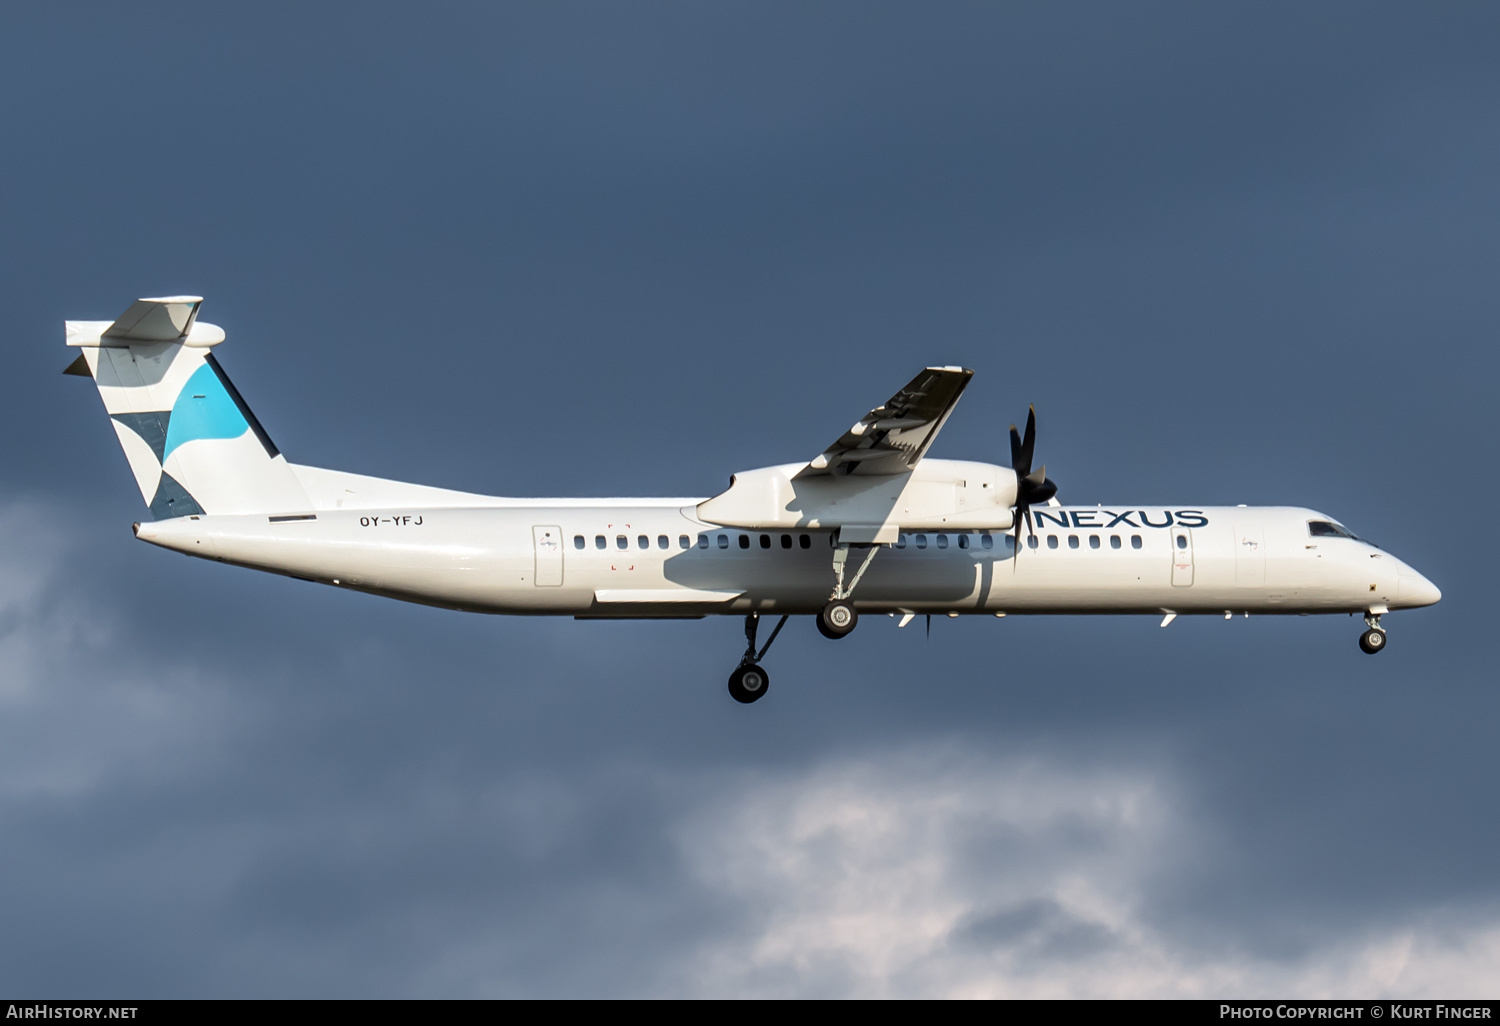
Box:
[66,297,310,518]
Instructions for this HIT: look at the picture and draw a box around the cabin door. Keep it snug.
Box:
[1233,524,1266,587]
[532,525,564,587]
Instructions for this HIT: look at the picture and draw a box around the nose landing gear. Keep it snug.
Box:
[728,611,789,704]
[1359,611,1387,655]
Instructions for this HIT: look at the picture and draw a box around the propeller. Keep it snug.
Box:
[1009,405,1058,558]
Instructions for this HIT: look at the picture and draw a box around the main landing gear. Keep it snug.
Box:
[817,542,878,640]
[1359,611,1387,655]
[727,541,879,703]
[728,611,789,704]
[818,600,858,639]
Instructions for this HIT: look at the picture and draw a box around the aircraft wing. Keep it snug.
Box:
[796,366,973,477]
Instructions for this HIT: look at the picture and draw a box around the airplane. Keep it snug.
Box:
[65,296,1442,704]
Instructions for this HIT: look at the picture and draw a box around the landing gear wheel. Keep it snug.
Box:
[728,663,770,704]
[1359,628,1387,655]
[817,600,858,639]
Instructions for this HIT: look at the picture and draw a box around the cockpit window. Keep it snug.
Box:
[1308,521,1359,540]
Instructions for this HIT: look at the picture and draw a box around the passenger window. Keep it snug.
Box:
[658,535,669,550]
[617,535,628,550]
[1110,535,1121,550]
[679,535,690,549]
[1176,534,1188,549]
[739,535,750,549]
[717,534,729,549]
[596,535,607,550]
[958,535,969,550]
[1131,535,1142,549]
[698,534,709,549]
[936,535,948,549]
[799,534,810,549]
[896,534,907,549]
[981,534,993,551]
[1089,535,1100,549]
[1068,535,1079,549]
[638,535,649,549]
[760,534,771,549]
[1027,535,1039,549]
[1003,535,1016,551]
[781,534,792,549]
[1047,535,1059,549]
[915,535,928,549]
[573,535,585,550]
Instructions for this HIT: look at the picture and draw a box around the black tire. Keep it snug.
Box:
[817,600,858,639]
[728,663,770,703]
[1358,628,1387,655]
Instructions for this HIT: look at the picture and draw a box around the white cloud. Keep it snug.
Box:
[676,748,1500,998]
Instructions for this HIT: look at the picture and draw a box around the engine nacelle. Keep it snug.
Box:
[696,458,1017,543]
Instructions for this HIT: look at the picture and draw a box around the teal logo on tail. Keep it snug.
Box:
[104,359,257,520]
[163,362,251,460]
[105,360,252,519]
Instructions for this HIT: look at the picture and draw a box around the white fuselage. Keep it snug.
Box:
[71,306,1439,636]
[135,493,1441,620]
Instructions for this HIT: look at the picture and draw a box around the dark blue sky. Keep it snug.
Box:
[1,2,1496,996]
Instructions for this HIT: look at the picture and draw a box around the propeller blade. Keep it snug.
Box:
[1008,406,1052,570]
[1020,406,1037,474]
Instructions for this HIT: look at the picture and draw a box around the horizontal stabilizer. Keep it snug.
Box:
[68,296,225,348]
[104,296,202,341]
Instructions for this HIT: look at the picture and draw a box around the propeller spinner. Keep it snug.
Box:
[1009,405,1058,555]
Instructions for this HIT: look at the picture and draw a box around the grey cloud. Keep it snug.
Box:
[0,505,1495,996]
[670,749,1500,998]
[956,899,1119,960]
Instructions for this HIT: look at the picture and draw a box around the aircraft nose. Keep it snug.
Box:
[1398,571,1442,608]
